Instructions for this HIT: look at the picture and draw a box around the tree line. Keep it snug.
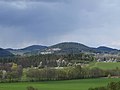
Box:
[0,63,120,82]
[0,53,95,68]
[26,65,120,81]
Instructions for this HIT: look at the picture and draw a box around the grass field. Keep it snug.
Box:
[0,78,120,90]
[88,62,120,70]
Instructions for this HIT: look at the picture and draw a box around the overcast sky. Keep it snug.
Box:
[0,0,120,49]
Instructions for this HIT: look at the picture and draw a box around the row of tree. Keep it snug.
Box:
[0,63,120,82]
[26,65,120,81]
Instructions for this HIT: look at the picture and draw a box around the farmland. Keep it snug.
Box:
[0,78,120,90]
[88,62,120,70]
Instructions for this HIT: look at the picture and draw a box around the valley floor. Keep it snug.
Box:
[0,78,120,90]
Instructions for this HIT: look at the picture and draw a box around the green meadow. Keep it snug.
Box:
[0,78,120,90]
[88,62,120,70]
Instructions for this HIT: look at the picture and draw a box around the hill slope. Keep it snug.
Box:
[47,42,94,54]
[21,45,47,52]
[94,46,119,53]
[5,42,120,55]
[7,45,47,55]
[0,48,14,57]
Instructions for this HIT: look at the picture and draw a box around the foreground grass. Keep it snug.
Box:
[88,62,120,70]
[0,78,120,90]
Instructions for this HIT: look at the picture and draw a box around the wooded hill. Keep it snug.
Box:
[0,42,119,57]
[6,42,120,55]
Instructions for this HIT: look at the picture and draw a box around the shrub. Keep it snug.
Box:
[27,86,38,90]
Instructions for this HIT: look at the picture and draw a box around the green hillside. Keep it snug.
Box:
[88,62,120,70]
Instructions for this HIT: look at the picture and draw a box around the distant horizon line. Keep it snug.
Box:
[1,41,119,50]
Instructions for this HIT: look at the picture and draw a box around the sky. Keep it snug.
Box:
[0,0,120,49]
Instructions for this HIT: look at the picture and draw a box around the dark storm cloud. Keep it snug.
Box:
[0,0,79,39]
[0,0,120,48]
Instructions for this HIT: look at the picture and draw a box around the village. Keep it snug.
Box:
[96,53,120,62]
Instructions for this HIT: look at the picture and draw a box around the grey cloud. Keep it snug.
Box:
[0,0,120,48]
